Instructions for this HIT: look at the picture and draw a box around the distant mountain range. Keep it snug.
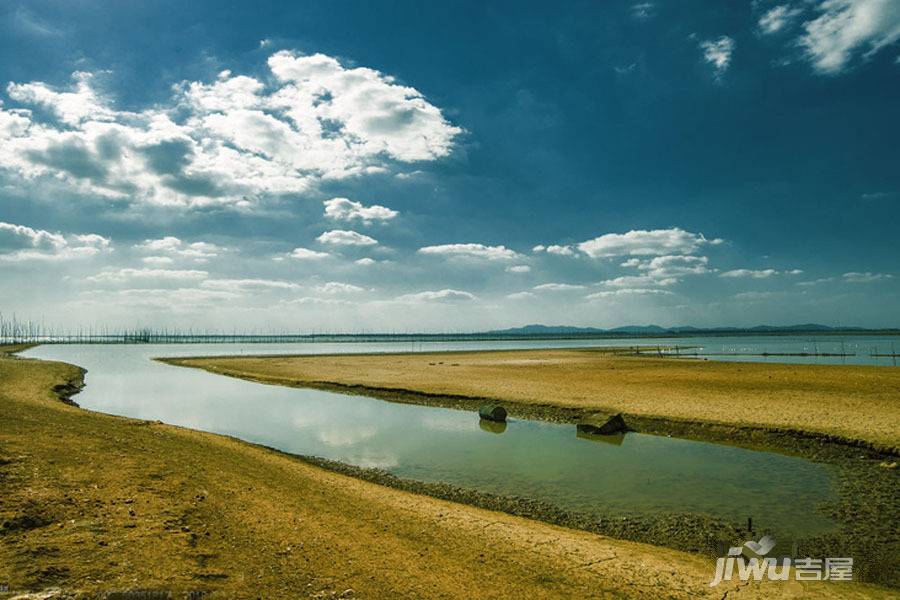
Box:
[484,323,898,336]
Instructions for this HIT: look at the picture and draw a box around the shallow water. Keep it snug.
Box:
[25,342,839,538]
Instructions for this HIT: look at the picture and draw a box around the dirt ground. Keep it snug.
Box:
[0,346,894,598]
[166,348,900,453]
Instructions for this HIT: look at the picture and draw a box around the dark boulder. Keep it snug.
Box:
[479,404,507,422]
[576,412,628,435]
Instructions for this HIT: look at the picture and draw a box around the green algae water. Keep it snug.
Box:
[26,342,838,540]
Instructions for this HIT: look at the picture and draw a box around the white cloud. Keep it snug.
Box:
[533,282,586,291]
[201,278,302,291]
[134,236,223,262]
[506,291,536,300]
[585,288,673,300]
[601,255,711,288]
[637,254,710,277]
[417,243,521,261]
[578,229,721,258]
[314,281,365,294]
[533,244,577,257]
[279,296,352,306]
[141,256,174,266]
[317,229,378,246]
[799,0,900,74]
[7,71,113,126]
[505,265,531,273]
[0,51,460,208]
[759,5,804,34]
[396,289,476,302]
[86,267,208,283]
[797,277,836,286]
[601,274,677,288]
[631,2,656,19]
[290,247,330,260]
[323,197,398,223]
[843,271,894,283]
[720,268,778,279]
[79,287,240,309]
[0,221,110,261]
[700,36,736,77]
[734,291,778,301]
[354,257,376,266]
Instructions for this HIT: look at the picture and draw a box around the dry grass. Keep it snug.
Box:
[170,348,900,452]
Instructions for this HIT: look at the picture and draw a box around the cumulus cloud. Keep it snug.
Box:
[134,236,223,262]
[290,247,330,260]
[843,271,894,282]
[0,51,461,208]
[700,36,735,77]
[417,243,521,261]
[323,197,398,223]
[532,244,577,257]
[141,256,173,266]
[505,265,531,273]
[720,268,804,278]
[600,255,711,288]
[396,289,476,302]
[354,257,376,266]
[600,275,669,288]
[0,221,110,261]
[317,229,378,246]
[720,268,778,279]
[86,267,208,283]
[759,5,804,34]
[799,0,900,74]
[578,228,721,258]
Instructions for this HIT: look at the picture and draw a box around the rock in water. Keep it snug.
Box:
[577,412,627,435]
[479,404,508,422]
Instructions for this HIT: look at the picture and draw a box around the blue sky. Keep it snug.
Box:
[0,0,898,331]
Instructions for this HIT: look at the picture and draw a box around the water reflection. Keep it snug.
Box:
[576,430,625,446]
[479,419,507,434]
[24,343,839,537]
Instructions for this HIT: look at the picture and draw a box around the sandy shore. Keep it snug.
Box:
[162,347,900,588]
[163,347,900,453]
[1,346,895,598]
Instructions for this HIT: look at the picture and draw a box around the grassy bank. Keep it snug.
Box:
[163,348,900,453]
[8,346,886,598]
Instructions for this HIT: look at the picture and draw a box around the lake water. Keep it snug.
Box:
[24,340,844,539]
